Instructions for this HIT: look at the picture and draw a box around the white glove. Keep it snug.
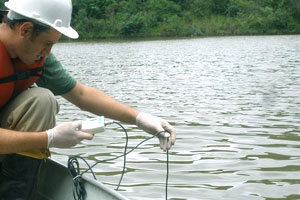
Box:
[136,112,176,151]
[46,121,94,148]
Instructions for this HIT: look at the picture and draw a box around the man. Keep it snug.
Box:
[0,0,176,199]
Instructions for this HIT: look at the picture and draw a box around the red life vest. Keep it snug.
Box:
[0,40,45,108]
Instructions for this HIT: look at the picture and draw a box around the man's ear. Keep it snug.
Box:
[19,22,34,38]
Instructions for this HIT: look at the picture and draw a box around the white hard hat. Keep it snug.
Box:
[4,0,78,39]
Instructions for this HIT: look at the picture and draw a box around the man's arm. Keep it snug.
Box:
[62,81,176,151]
[0,122,94,154]
[62,81,139,124]
[0,128,48,154]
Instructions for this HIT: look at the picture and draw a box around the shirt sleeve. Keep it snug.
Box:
[36,53,77,96]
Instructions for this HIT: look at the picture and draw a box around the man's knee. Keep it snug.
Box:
[27,88,59,114]
[0,88,59,131]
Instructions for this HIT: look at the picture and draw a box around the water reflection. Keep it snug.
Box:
[52,35,300,200]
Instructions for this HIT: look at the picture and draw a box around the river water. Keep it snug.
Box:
[51,35,300,200]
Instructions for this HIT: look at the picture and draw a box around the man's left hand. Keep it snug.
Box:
[136,112,176,151]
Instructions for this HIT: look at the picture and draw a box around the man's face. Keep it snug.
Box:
[17,24,61,65]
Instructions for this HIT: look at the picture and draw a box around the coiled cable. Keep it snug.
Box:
[67,121,170,200]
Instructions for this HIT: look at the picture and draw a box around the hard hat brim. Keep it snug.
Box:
[56,26,79,39]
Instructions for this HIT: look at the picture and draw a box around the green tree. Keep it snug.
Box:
[0,0,5,10]
[120,13,144,36]
[190,0,213,18]
[1,0,298,38]
[211,0,230,15]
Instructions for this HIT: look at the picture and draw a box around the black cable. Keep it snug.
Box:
[67,157,86,200]
[67,122,170,200]
[110,121,128,190]
[166,149,169,200]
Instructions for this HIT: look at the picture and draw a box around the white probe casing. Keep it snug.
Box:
[82,116,105,134]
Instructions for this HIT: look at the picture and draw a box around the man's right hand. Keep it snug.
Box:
[46,121,94,148]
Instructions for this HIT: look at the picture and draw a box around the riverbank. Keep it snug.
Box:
[69,0,300,40]
[1,0,300,40]
[61,32,300,43]
[71,15,300,40]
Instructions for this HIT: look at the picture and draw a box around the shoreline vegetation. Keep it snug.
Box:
[1,0,300,40]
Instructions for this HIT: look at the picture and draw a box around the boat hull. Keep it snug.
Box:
[33,159,130,200]
[0,156,129,200]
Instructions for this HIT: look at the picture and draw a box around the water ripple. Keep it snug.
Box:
[52,35,300,200]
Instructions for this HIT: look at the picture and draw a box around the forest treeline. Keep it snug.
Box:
[1,0,300,39]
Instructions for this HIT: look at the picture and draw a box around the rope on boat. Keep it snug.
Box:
[67,122,170,200]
